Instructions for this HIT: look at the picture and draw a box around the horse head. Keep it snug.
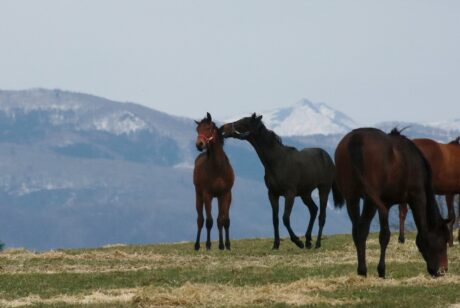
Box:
[416,214,453,277]
[195,112,219,152]
[220,113,263,139]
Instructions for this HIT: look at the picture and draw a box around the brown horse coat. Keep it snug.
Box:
[399,137,460,245]
[335,128,450,277]
[193,113,234,251]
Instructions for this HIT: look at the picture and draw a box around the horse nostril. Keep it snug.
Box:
[196,141,206,152]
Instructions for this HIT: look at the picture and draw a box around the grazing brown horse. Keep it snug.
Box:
[193,112,235,250]
[399,137,460,246]
[335,128,451,278]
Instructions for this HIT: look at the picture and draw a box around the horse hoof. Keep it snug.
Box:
[378,266,385,278]
[206,243,211,250]
[295,240,304,249]
[218,244,225,250]
[194,243,200,251]
[225,242,231,250]
[272,244,280,250]
[315,242,321,249]
[357,267,367,277]
[305,241,312,249]
[398,236,405,244]
[449,242,454,248]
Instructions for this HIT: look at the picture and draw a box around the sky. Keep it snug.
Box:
[0,0,459,125]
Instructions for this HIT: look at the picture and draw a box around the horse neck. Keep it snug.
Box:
[414,153,444,230]
[247,131,286,169]
[425,182,444,228]
[207,140,227,165]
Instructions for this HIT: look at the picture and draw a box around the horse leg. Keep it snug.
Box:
[457,194,460,244]
[268,191,280,249]
[346,198,360,252]
[217,211,224,251]
[194,192,204,251]
[377,207,391,278]
[218,192,232,250]
[398,203,408,244]
[300,194,318,249]
[204,193,213,250]
[283,193,304,249]
[446,194,454,247]
[356,198,377,277]
[315,186,330,249]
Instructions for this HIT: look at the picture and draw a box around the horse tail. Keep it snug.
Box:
[332,180,344,208]
[348,134,388,214]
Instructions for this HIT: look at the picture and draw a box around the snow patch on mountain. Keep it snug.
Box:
[229,99,358,136]
[87,111,149,135]
[428,119,460,134]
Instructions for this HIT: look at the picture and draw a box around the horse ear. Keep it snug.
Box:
[251,113,257,119]
[206,112,212,121]
[256,115,263,121]
[194,120,200,125]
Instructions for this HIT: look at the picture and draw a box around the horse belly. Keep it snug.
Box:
[209,177,233,196]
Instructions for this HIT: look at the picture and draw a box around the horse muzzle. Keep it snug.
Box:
[196,141,206,152]
[220,123,248,139]
[220,124,233,138]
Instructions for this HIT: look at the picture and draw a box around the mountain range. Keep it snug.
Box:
[0,89,458,250]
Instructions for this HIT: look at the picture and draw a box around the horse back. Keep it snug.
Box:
[413,138,460,194]
[335,128,427,204]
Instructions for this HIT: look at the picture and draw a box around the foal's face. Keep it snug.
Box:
[417,222,450,276]
[195,120,217,152]
[220,113,263,139]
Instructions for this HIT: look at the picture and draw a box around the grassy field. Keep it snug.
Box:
[1,233,460,307]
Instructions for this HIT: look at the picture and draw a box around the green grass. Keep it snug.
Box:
[1,233,460,307]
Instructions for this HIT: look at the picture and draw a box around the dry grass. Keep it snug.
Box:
[0,238,422,274]
[133,280,362,307]
[2,233,460,307]
[0,288,137,307]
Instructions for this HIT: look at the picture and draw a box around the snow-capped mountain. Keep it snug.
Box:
[0,88,457,250]
[229,99,358,136]
[0,88,197,164]
[428,119,460,135]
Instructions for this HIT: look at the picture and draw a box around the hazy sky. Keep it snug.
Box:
[1,1,459,125]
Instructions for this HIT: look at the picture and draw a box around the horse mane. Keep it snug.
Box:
[388,126,410,137]
[448,136,460,145]
[388,126,443,226]
[198,117,224,146]
[258,122,296,149]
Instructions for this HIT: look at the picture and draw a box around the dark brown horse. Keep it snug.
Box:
[193,112,235,250]
[335,128,451,278]
[221,113,343,249]
[399,137,460,246]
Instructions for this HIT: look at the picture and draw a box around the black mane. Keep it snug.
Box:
[260,122,283,144]
[448,136,460,145]
[257,122,296,150]
[389,126,410,137]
